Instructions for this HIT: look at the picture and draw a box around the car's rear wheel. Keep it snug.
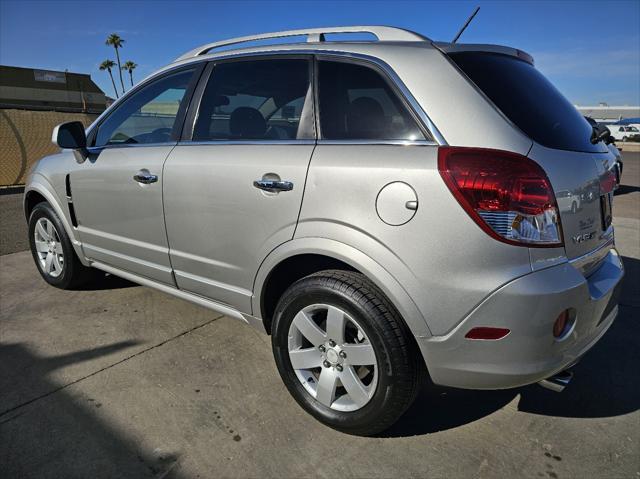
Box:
[28,202,98,289]
[271,270,422,436]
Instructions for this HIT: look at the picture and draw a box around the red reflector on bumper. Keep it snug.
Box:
[553,310,570,338]
[465,327,510,340]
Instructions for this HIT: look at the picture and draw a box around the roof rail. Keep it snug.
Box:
[175,26,429,61]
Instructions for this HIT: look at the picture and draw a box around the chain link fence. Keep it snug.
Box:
[0,109,98,186]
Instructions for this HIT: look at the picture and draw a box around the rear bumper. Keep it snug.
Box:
[420,248,624,390]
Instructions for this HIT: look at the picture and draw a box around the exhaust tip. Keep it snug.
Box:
[538,369,573,393]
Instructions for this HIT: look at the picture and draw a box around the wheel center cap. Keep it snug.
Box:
[326,349,339,364]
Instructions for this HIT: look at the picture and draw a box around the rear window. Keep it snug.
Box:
[449,52,601,153]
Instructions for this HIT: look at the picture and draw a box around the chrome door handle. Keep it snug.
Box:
[133,170,158,184]
[253,179,293,192]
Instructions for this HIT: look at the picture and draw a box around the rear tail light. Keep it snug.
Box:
[600,169,617,194]
[438,147,563,247]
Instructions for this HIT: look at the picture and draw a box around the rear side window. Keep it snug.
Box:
[193,59,310,141]
[318,61,426,141]
[449,52,600,153]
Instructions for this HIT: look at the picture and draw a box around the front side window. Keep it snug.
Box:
[193,59,310,141]
[317,60,425,141]
[94,68,195,147]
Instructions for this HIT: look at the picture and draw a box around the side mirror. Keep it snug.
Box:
[52,121,88,162]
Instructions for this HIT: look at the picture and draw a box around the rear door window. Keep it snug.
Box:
[449,52,602,153]
[192,59,310,141]
[317,60,426,141]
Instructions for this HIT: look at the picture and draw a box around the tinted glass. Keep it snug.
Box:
[318,61,425,140]
[193,59,309,141]
[450,52,600,153]
[95,69,195,147]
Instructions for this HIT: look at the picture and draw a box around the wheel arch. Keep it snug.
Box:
[24,177,87,265]
[24,189,47,221]
[253,238,432,342]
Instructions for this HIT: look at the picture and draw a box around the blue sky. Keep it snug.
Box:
[1,0,639,105]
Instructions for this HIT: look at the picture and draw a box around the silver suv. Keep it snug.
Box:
[24,26,624,435]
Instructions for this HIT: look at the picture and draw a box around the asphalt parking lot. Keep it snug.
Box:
[1,152,639,478]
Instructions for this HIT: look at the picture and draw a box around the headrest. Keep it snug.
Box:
[346,97,386,138]
[229,107,266,138]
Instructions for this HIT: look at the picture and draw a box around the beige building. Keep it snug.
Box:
[0,65,107,186]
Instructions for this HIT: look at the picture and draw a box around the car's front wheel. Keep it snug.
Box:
[28,202,98,289]
[271,270,422,436]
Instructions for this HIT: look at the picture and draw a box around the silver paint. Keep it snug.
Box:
[25,28,624,394]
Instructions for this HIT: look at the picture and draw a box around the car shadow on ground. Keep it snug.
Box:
[383,255,640,438]
[0,341,184,478]
[71,272,138,291]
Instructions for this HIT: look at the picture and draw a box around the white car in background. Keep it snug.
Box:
[555,189,581,213]
[609,124,639,142]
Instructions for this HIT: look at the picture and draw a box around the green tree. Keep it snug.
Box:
[99,59,119,99]
[105,33,125,94]
[122,61,138,87]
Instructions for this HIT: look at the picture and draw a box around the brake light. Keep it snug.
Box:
[600,169,617,194]
[438,147,563,247]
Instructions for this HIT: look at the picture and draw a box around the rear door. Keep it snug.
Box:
[448,51,616,262]
[163,56,315,312]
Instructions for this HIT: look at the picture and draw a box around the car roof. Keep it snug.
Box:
[167,25,532,70]
[174,26,430,61]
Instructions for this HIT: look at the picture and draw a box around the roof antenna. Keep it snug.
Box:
[452,6,480,44]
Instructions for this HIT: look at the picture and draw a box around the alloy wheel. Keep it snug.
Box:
[287,303,378,412]
[33,218,64,278]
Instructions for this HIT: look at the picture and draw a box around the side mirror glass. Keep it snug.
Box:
[53,121,87,149]
[52,122,88,162]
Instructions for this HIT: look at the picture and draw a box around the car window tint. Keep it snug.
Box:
[94,69,195,147]
[317,61,425,141]
[193,59,309,141]
[449,52,602,153]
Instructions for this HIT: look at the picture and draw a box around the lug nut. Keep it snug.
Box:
[336,364,343,372]
[339,351,347,359]
[329,340,336,347]
[319,345,326,352]
[323,360,331,368]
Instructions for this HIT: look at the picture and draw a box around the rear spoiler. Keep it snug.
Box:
[433,42,535,65]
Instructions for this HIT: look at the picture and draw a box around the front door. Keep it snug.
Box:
[163,57,314,312]
[71,66,199,284]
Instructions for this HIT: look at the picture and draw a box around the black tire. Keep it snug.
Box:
[271,270,423,436]
[28,202,98,289]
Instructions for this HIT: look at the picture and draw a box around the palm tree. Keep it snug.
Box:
[105,33,125,94]
[122,61,138,87]
[99,59,119,99]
